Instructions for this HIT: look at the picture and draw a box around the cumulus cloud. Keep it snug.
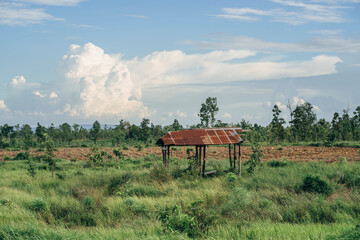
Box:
[11,75,26,87]
[57,42,149,118]
[1,43,342,123]
[49,92,58,98]
[0,100,9,111]
[275,101,287,110]
[33,91,46,98]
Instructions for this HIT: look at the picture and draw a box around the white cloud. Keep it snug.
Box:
[168,110,187,118]
[0,3,63,25]
[217,0,349,25]
[263,101,272,108]
[0,100,9,111]
[58,42,149,118]
[0,0,84,26]
[293,96,306,106]
[11,75,26,87]
[185,35,360,53]
[297,88,319,97]
[223,112,232,119]
[49,92,58,98]
[127,50,341,87]
[33,91,46,98]
[275,101,287,110]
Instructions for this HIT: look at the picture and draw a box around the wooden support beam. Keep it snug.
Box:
[228,144,232,168]
[167,145,170,166]
[238,143,242,176]
[233,144,237,169]
[202,145,206,177]
[198,146,202,168]
[196,146,200,167]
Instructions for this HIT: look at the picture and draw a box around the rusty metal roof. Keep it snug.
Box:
[156,128,244,146]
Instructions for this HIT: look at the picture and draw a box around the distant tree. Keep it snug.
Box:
[171,119,183,131]
[198,97,219,128]
[35,123,47,144]
[43,134,56,177]
[290,102,317,142]
[313,119,330,142]
[59,123,73,143]
[20,124,34,150]
[72,124,80,140]
[140,118,151,143]
[90,120,101,144]
[269,105,286,143]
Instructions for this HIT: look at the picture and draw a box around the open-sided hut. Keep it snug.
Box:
[156,128,246,176]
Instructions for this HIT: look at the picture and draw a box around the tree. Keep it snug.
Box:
[140,118,151,143]
[43,134,55,177]
[59,123,73,143]
[90,120,101,144]
[198,97,219,128]
[170,119,183,131]
[290,102,317,142]
[35,123,47,144]
[269,105,286,143]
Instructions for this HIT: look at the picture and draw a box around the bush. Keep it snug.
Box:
[83,196,95,210]
[3,155,11,161]
[107,173,132,195]
[13,152,30,160]
[27,199,48,213]
[156,201,216,238]
[327,225,360,240]
[149,163,171,183]
[267,160,287,167]
[298,175,333,196]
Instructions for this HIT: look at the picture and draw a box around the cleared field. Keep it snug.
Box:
[1,146,360,162]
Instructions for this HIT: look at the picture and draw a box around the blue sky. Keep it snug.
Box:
[0,0,359,127]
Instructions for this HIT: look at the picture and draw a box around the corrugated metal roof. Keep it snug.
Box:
[157,128,244,146]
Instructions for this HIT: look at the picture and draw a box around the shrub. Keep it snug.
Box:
[13,152,30,160]
[107,173,132,195]
[27,199,48,213]
[83,196,95,210]
[298,175,333,196]
[247,143,264,174]
[149,163,171,182]
[3,155,11,161]
[327,225,360,240]
[267,160,287,168]
[156,201,216,238]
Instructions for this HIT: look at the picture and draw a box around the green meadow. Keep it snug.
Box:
[0,153,360,239]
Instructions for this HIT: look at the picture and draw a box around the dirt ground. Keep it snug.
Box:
[1,146,360,163]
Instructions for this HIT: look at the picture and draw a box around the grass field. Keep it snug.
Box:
[0,151,360,239]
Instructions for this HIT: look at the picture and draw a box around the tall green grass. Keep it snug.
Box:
[0,154,360,239]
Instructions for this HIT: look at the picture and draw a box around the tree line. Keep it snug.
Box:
[0,98,359,149]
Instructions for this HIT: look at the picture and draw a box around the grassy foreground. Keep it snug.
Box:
[0,152,360,239]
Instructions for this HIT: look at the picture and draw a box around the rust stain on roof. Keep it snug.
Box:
[157,128,244,146]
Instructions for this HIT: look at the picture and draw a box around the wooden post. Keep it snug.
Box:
[202,145,206,177]
[196,146,200,167]
[167,145,170,166]
[238,143,242,176]
[228,144,232,168]
[233,144,237,169]
[162,147,166,165]
[198,146,202,168]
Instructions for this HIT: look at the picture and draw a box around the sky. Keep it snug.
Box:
[0,0,359,127]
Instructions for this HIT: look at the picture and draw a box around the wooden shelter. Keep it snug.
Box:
[156,128,246,176]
